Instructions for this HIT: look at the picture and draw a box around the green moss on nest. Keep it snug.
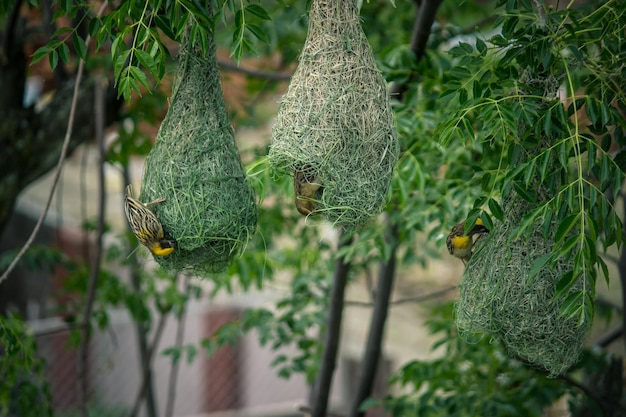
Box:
[139,24,257,275]
[456,191,590,376]
[268,0,398,228]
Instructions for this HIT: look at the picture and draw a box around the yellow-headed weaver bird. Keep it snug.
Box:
[124,185,177,257]
[446,218,490,265]
[293,168,323,216]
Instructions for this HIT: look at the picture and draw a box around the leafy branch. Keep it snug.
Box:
[434,0,625,325]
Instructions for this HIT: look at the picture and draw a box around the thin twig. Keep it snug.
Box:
[558,373,612,415]
[165,275,189,417]
[0,1,108,285]
[217,59,292,81]
[78,77,106,417]
[595,296,623,313]
[532,0,547,29]
[593,323,622,349]
[128,312,169,417]
[345,286,457,307]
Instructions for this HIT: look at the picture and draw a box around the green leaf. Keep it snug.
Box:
[476,37,487,54]
[541,207,553,238]
[129,65,149,90]
[481,172,493,189]
[513,182,536,203]
[537,150,552,181]
[480,212,494,231]
[554,270,575,299]
[118,76,132,101]
[597,256,609,285]
[111,35,123,60]
[154,15,178,41]
[72,33,88,61]
[585,96,599,125]
[31,45,52,65]
[487,198,504,221]
[458,88,468,105]
[543,106,552,136]
[88,16,102,37]
[515,209,539,238]
[247,23,269,44]
[60,0,72,13]
[554,213,579,245]
[472,80,482,98]
[600,101,612,126]
[135,49,158,77]
[234,8,244,29]
[523,159,535,186]
[448,42,474,57]
[245,4,271,20]
[59,42,70,63]
[113,50,131,82]
[559,291,583,321]
[48,50,59,70]
[567,44,583,62]
[527,252,552,283]
[556,235,579,260]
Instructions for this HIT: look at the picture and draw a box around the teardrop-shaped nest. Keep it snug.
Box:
[140,24,257,275]
[269,0,399,228]
[456,191,590,376]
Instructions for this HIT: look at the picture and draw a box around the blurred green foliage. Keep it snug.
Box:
[1,0,624,414]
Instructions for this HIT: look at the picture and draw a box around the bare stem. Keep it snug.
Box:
[310,231,353,417]
[165,275,189,417]
[78,77,106,417]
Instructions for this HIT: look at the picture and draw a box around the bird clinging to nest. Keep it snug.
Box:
[293,167,323,216]
[124,185,177,257]
[446,218,490,265]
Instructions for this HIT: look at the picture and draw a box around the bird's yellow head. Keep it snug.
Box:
[148,240,176,257]
[468,218,489,236]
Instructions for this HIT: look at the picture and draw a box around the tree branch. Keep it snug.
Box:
[78,77,106,417]
[348,1,443,415]
[1,0,23,65]
[0,0,123,276]
[345,286,456,307]
[390,0,443,100]
[165,275,189,417]
[0,0,26,114]
[0,40,89,286]
[348,222,397,417]
[311,231,353,417]
[128,312,168,417]
[593,323,622,349]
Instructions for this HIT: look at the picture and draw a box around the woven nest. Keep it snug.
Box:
[456,190,590,376]
[139,24,257,275]
[268,0,398,228]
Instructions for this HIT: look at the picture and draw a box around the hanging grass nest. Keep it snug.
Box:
[139,25,257,275]
[268,0,399,228]
[455,190,591,376]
